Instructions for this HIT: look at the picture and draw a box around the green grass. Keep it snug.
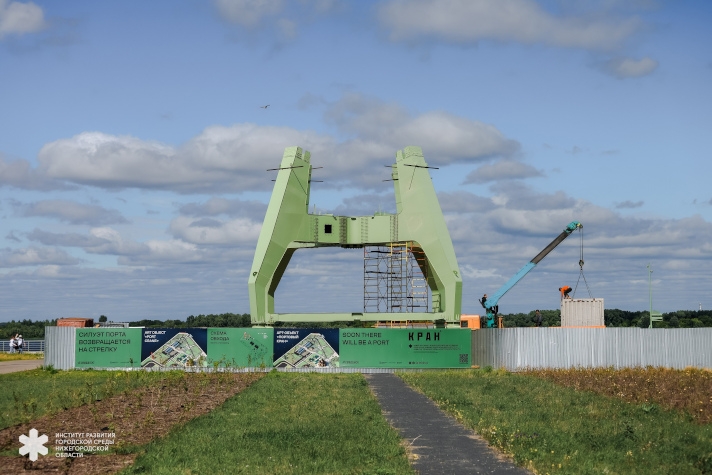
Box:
[0,353,43,362]
[0,368,184,430]
[122,372,414,475]
[401,369,712,475]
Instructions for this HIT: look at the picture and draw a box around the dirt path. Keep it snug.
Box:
[0,360,44,374]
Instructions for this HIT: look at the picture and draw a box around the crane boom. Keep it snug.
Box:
[482,221,582,327]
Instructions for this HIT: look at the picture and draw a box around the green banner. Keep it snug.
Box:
[339,328,471,368]
[75,328,142,368]
[207,328,273,368]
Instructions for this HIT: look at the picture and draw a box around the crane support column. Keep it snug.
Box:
[248,146,462,326]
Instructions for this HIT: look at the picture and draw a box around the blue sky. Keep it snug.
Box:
[1,0,711,322]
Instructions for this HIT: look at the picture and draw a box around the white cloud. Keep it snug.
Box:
[488,182,577,211]
[0,155,69,190]
[178,197,267,220]
[464,160,543,184]
[36,127,322,193]
[213,0,339,41]
[377,0,641,50]
[601,56,658,78]
[615,200,644,209]
[169,216,262,245]
[0,246,79,267]
[129,239,204,264]
[213,0,285,27]
[25,226,216,266]
[34,94,517,193]
[16,200,129,225]
[86,228,149,256]
[328,193,397,216]
[0,0,45,38]
[438,191,494,214]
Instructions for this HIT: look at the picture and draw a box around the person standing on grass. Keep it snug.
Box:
[9,334,16,353]
[16,334,24,353]
[535,310,543,327]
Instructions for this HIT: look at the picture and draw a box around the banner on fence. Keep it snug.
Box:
[273,328,340,368]
[141,328,208,369]
[73,327,471,369]
[75,328,142,368]
[207,328,273,367]
[339,328,471,368]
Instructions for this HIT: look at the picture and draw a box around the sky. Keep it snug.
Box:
[1,0,711,323]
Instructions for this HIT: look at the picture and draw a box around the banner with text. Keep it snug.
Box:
[207,328,274,367]
[73,327,470,369]
[75,328,142,368]
[339,328,471,368]
[273,328,340,368]
[141,328,208,369]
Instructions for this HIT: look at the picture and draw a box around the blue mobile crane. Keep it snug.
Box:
[480,221,582,328]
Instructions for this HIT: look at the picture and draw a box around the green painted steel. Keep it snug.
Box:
[248,146,462,325]
[75,328,142,368]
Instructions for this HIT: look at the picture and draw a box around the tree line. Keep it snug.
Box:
[502,309,712,328]
[0,319,56,339]
[2,309,711,339]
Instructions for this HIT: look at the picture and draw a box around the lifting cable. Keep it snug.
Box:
[572,226,594,299]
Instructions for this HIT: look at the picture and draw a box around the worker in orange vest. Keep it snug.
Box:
[559,285,572,299]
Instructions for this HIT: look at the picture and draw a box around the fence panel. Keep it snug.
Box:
[471,328,712,370]
[45,327,76,370]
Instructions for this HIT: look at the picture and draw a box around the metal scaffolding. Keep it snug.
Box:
[364,242,429,313]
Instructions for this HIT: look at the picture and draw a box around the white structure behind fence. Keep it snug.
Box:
[472,328,712,370]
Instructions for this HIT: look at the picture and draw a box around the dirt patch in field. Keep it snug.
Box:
[0,371,264,474]
[526,366,712,424]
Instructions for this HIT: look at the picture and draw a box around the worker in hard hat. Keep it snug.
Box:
[559,286,572,299]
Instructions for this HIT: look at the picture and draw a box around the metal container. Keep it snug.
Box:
[561,298,604,327]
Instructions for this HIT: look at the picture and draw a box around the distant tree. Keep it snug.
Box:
[0,319,56,339]
[638,315,650,328]
[99,315,108,323]
[668,315,679,328]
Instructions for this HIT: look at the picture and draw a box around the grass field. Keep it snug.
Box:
[526,366,712,424]
[3,367,711,474]
[122,372,414,475]
[401,369,712,475]
[0,368,184,430]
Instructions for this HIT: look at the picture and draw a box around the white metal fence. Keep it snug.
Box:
[472,327,712,370]
[1,340,45,352]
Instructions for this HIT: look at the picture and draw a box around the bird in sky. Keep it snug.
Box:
[260,104,270,109]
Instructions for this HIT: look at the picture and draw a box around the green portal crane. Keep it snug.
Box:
[248,145,462,326]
